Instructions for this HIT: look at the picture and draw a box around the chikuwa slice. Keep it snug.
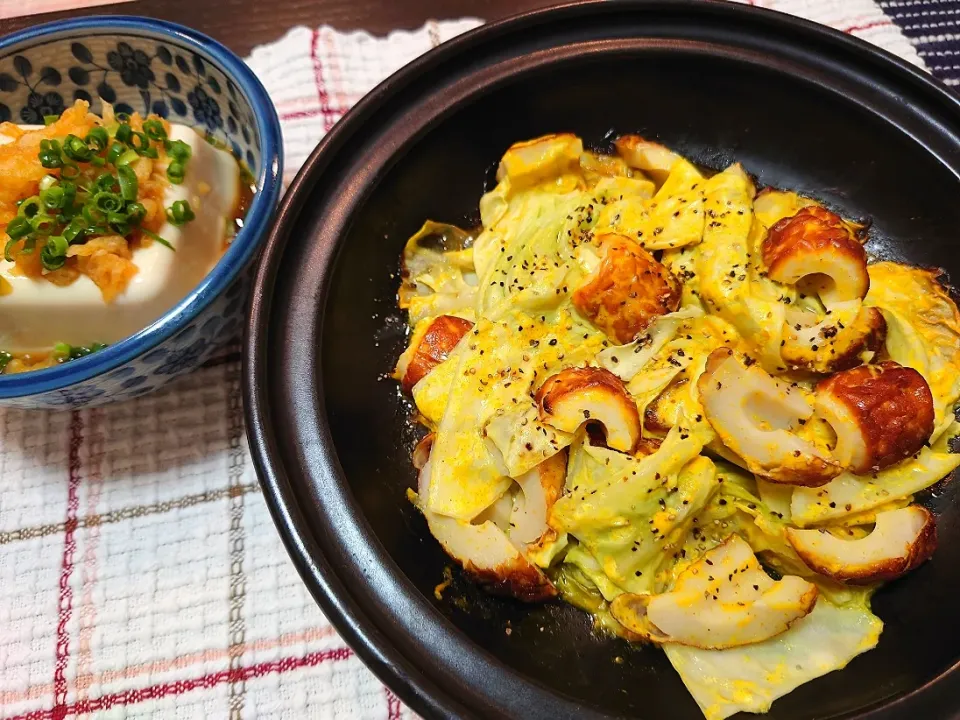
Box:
[610,535,819,649]
[786,506,936,584]
[414,434,559,601]
[536,366,642,453]
[815,361,935,474]
[697,348,840,485]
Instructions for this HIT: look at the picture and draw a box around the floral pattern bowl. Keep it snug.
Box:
[0,16,282,409]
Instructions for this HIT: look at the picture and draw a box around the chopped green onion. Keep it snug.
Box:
[43,115,59,126]
[94,191,123,214]
[40,235,68,270]
[82,203,105,225]
[53,342,71,360]
[116,112,131,123]
[13,111,187,272]
[116,149,139,167]
[107,212,129,234]
[0,350,12,373]
[106,142,125,165]
[166,161,185,184]
[4,237,19,262]
[39,147,63,169]
[30,214,56,236]
[40,186,65,211]
[141,227,174,250]
[166,199,195,226]
[60,163,81,180]
[55,342,107,362]
[63,134,94,163]
[18,196,42,218]
[166,139,191,162]
[142,119,167,141]
[129,131,151,154]
[5,215,31,240]
[94,173,117,192]
[116,165,138,202]
[125,202,146,225]
[60,181,77,212]
[85,127,109,152]
[63,217,87,244]
[46,235,68,256]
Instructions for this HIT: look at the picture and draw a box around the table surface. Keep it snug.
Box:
[1,0,560,55]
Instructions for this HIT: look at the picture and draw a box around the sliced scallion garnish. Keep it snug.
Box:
[40,235,68,270]
[106,142,125,165]
[141,227,174,250]
[30,214,56,236]
[19,196,42,218]
[85,127,109,152]
[3,112,194,270]
[142,119,166,141]
[166,199,195,226]
[116,165,138,202]
[5,215,31,240]
[166,161,185,184]
[40,185,65,211]
[63,134,94,163]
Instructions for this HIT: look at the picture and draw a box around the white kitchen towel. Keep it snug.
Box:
[0,5,934,718]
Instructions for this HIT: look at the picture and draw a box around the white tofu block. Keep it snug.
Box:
[0,125,240,351]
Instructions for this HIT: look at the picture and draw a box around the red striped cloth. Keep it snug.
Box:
[0,8,931,719]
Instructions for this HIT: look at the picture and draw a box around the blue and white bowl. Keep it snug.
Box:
[0,16,282,409]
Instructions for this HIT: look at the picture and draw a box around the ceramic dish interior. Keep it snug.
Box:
[246,2,960,718]
[0,16,281,408]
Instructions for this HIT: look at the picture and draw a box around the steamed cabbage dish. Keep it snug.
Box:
[392,133,960,719]
[0,100,250,373]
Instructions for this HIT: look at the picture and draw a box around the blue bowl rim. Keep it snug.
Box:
[0,15,282,399]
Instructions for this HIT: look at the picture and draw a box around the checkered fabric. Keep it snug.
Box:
[0,5,954,718]
[879,0,960,84]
